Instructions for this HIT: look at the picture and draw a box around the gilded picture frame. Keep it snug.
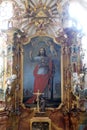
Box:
[21,35,63,109]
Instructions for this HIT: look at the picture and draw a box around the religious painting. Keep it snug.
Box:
[23,36,61,108]
[32,122,49,130]
[30,117,51,130]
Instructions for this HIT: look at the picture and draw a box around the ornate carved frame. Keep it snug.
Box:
[20,35,64,110]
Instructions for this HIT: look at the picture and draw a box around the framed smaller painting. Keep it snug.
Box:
[30,117,51,130]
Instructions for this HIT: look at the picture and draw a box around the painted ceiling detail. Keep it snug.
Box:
[0,0,69,38]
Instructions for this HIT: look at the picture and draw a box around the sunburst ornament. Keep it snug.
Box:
[21,0,63,36]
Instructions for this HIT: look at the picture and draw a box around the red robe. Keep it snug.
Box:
[26,60,52,103]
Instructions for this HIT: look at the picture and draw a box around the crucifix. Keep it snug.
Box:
[33,89,44,112]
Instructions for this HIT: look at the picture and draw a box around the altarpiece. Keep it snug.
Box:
[0,0,87,130]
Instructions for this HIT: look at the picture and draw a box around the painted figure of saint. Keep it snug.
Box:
[26,47,53,103]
